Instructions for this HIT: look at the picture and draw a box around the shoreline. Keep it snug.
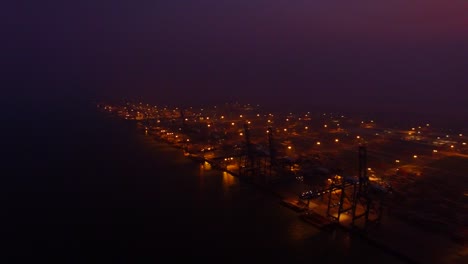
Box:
[149,133,429,263]
[138,121,466,264]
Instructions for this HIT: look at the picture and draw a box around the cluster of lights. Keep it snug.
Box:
[113,102,468,176]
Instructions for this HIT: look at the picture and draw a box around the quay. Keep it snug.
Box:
[156,133,467,264]
[100,102,467,264]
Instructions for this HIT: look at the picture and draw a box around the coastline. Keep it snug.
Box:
[141,124,466,264]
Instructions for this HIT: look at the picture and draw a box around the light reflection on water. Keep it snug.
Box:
[202,161,211,170]
[127,119,408,263]
[222,171,237,190]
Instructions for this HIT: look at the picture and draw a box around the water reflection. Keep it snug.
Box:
[202,161,211,170]
[222,171,237,190]
[198,164,206,189]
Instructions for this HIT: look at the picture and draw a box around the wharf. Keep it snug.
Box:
[152,131,467,264]
[270,181,467,264]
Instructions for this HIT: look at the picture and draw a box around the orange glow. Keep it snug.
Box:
[222,171,236,189]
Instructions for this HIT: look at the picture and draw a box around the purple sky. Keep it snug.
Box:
[3,0,468,117]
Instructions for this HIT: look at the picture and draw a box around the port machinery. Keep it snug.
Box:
[237,123,296,183]
[235,122,390,230]
[300,146,391,231]
[236,123,271,182]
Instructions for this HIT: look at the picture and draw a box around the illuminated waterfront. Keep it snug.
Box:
[96,101,466,263]
[100,101,468,241]
[2,103,412,263]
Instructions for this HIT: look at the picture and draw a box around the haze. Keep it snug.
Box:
[2,0,467,118]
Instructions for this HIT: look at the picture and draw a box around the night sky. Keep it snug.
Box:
[3,1,468,117]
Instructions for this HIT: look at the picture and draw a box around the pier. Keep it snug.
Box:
[99,102,468,264]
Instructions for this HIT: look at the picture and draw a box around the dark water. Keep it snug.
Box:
[1,102,405,263]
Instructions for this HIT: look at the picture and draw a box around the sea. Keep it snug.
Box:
[1,100,406,263]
